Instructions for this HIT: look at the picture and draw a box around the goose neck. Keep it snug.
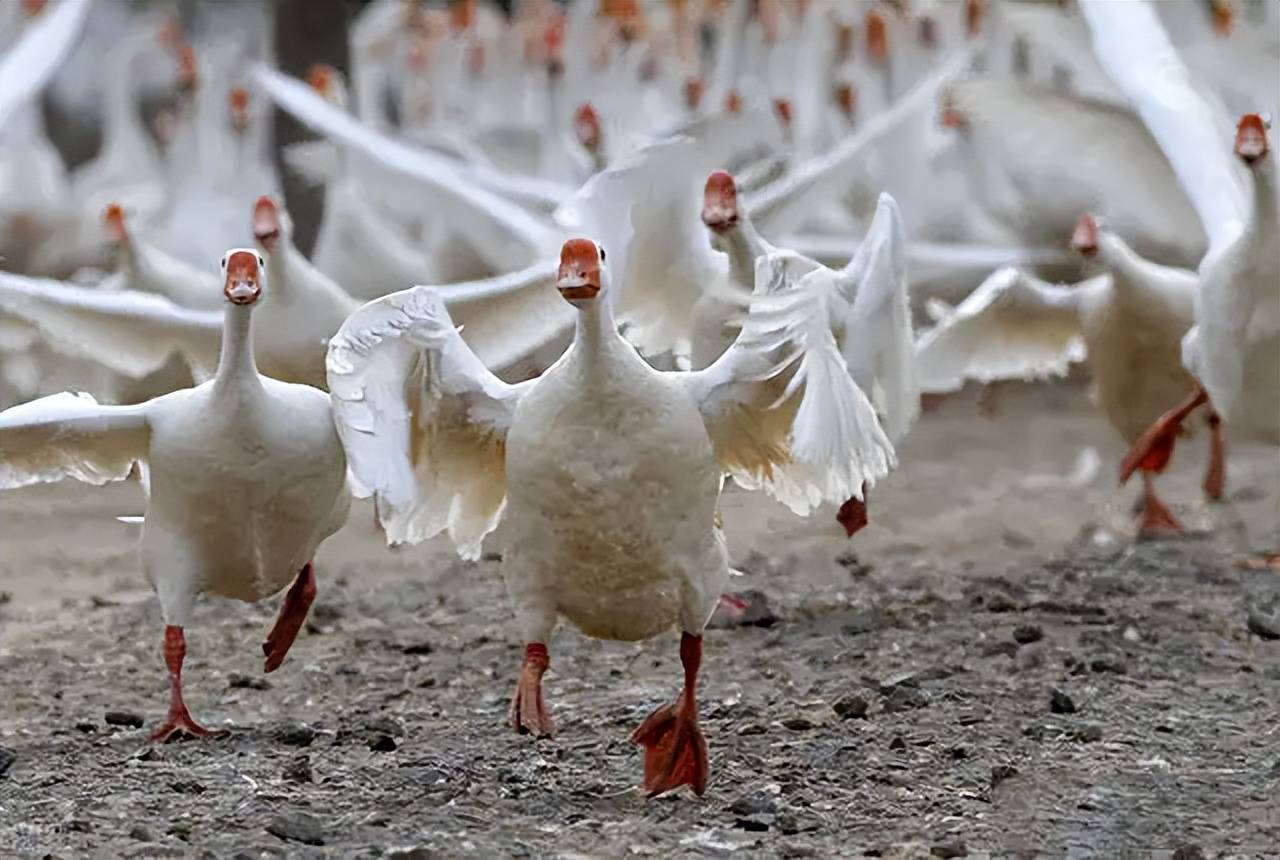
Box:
[1248,158,1277,234]
[213,303,262,391]
[721,219,766,288]
[573,295,619,357]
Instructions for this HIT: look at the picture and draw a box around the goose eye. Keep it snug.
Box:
[220,257,227,269]
[257,254,264,267]
[599,247,606,262]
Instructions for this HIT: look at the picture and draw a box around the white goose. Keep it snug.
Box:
[0,248,350,741]
[326,232,893,796]
[913,212,1216,536]
[1080,2,1279,521]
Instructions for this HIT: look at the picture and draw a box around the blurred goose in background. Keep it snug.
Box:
[0,248,350,741]
[1078,2,1278,539]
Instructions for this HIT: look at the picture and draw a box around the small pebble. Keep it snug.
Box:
[882,686,929,713]
[227,673,271,690]
[266,813,325,846]
[129,825,156,842]
[0,747,15,778]
[1089,657,1127,675]
[105,710,145,729]
[274,723,319,748]
[1050,689,1077,714]
[1172,845,1205,860]
[888,735,907,751]
[1246,609,1280,641]
[931,842,968,859]
[990,764,1019,787]
[369,733,398,752]
[1012,624,1043,645]
[282,754,313,784]
[729,793,777,817]
[401,641,434,655]
[1071,724,1103,743]
[832,694,869,720]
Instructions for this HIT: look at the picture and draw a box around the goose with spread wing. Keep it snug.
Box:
[1078,3,1278,535]
[327,232,893,797]
[0,248,350,741]
[913,211,1217,537]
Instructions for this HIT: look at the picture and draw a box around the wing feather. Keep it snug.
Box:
[0,0,93,128]
[326,287,531,558]
[0,391,148,489]
[914,267,1087,394]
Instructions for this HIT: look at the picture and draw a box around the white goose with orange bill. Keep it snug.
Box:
[0,248,350,741]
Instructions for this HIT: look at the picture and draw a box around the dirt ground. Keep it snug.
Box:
[1,381,1277,859]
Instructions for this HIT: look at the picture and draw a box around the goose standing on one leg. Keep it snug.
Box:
[0,249,350,741]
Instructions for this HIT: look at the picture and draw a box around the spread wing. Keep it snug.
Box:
[0,272,221,380]
[326,287,532,558]
[0,0,93,128]
[680,252,896,515]
[914,267,1087,394]
[564,137,725,359]
[251,64,560,270]
[745,46,974,236]
[1079,0,1248,258]
[831,194,918,444]
[0,391,149,490]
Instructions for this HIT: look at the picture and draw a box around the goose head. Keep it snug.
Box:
[574,103,603,155]
[966,0,985,38]
[103,204,128,247]
[1211,0,1233,37]
[683,77,704,112]
[1070,213,1100,258]
[307,63,348,109]
[773,98,793,134]
[252,196,285,254]
[723,90,742,115]
[229,88,250,135]
[938,88,966,131]
[865,10,888,63]
[701,170,740,235]
[835,82,857,122]
[1234,114,1270,167]
[20,0,46,17]
[221,248,265,306]
[556,238,606,304]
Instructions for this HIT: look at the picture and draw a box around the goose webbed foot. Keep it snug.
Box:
[150,625,225,743]
[509,642,554,738]
[631,632,708,798]
[836,485,869,537]
[262,563,316,673]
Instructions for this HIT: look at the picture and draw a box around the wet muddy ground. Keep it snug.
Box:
[1,382,1278,858]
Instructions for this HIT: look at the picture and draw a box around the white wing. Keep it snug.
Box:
[0,391,148,490]
[831,194,918,444]
[681,253,896,515]
[0,272,221,380]
[0,0,93,129]
[566,137,724,359]
[436,260,572,373]
[251,65,560,269]
[1079,0,1248,257]
[326,287,532,558]
[745,47,975,236]
[914,267,1087,394]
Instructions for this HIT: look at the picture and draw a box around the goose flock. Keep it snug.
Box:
[0,0,1276,799]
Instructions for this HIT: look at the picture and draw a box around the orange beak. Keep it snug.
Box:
[684,77,704,110]
[20,0,46,17]
[224,250,262,306]
[307,64,334,97]
[574,104,602,152]
[965,0,985,38]
[229,88,250,134]
[701,170,739,233]
[723,90,742,115]
[1211,0,1233,36]
[177,43,198,94]
[557,238,603,301]
[835,83,857,120]
[253,197,281,252]
[773,98,793,130]
[103,204,127,245]
[866,11,888,62]
[1071,214,1099,257]
[1235,113,1269,165]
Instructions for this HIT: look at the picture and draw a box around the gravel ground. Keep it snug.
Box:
[1,381,1277,858]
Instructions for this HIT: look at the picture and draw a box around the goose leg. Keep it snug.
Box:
[262,563,316,673]
[1119,385,1210,485]
[977,381,1002,418]
[150,626,223,743]
[1137,472,1183,537]
[836,482,870,537]
[1203,411,1226,501]
[631,632,709,797]
[509,642,554,737]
